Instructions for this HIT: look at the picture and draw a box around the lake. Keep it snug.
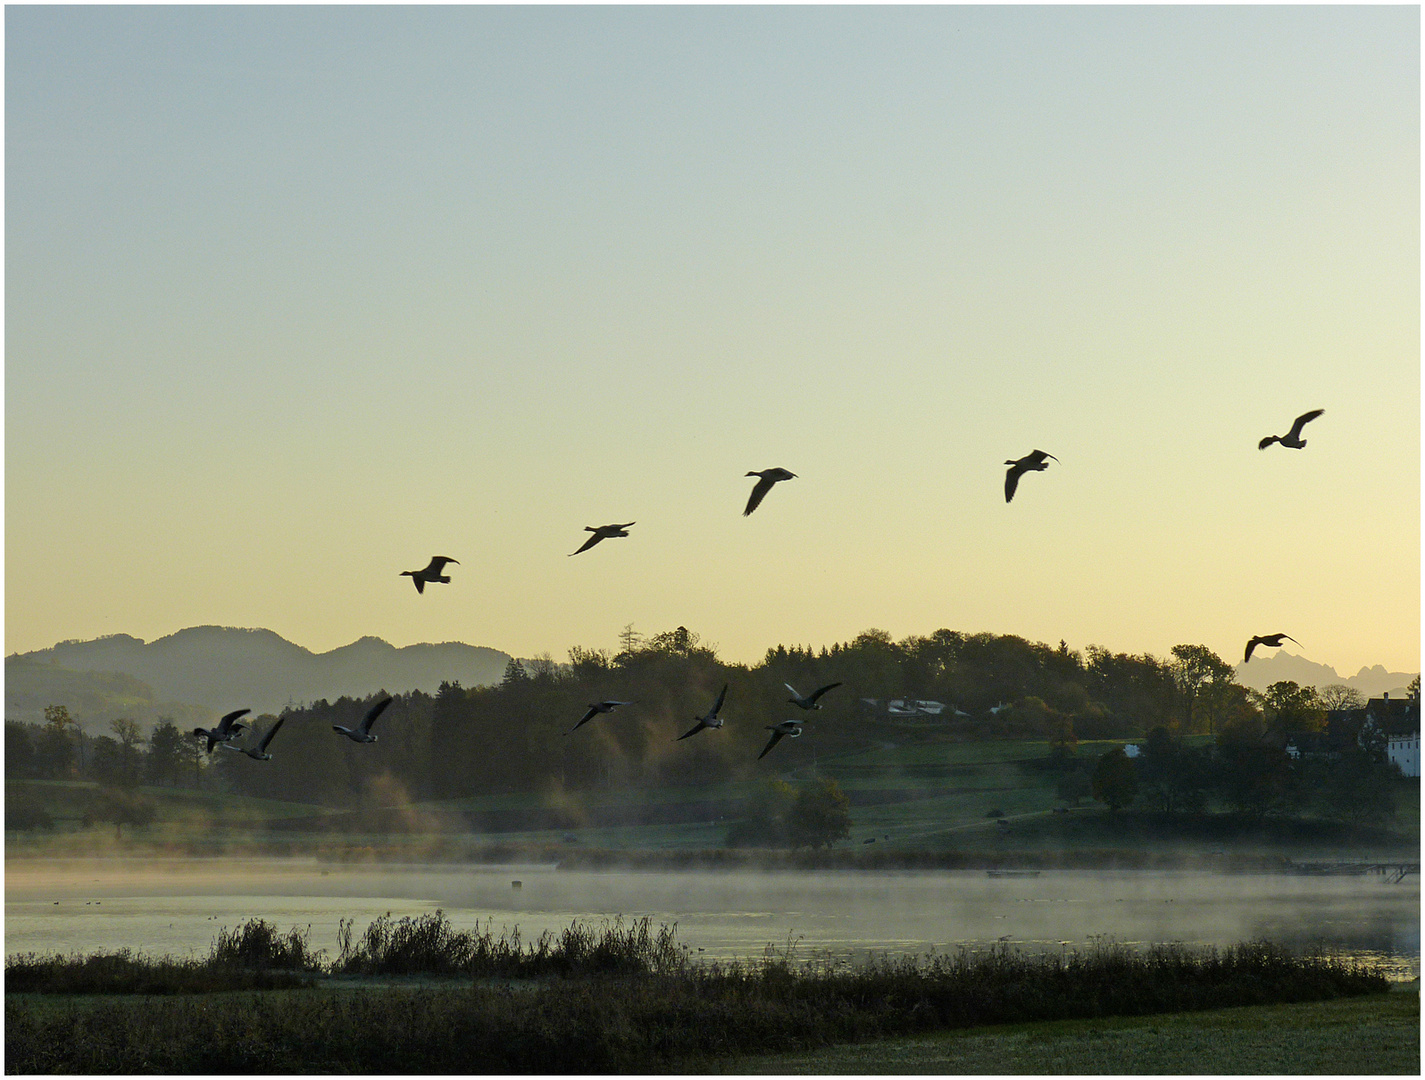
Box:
[6,857,1418,979]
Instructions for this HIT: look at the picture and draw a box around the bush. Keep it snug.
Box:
[5,789,54,831]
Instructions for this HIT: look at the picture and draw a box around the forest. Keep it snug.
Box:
[6,626,1411,829]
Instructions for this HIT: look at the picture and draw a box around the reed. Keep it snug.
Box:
[211,918,325,972]
[5,914,1392,1072]
[334,911,685,977]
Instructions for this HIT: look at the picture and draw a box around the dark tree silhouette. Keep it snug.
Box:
[1092,747,1137,811]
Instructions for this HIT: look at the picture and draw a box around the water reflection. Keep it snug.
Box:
[6,858,1418,980]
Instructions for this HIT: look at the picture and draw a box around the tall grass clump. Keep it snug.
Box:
[334,910,686,978]
[211,919,324,972]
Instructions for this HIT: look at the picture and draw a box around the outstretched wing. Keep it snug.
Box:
[218,708,251,733]
[676,721,707,741]
[807,682,842,704]
[709,683,728,717]
[423,556,459,574]
[1243,637,1262,663]
[744,476,775,516]
[757,729,785,760]
[1029,450,1058,465]
[1004,464,1024,503]
[570,532,604,556]
[1287,409,1324,440]
[569,706,600,733]
[258,717,286,753]
[412,576,426,593]
[361,696,394,734]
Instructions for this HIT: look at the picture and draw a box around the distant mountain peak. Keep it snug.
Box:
[1234,650,1417,698]
[7,626,512,720]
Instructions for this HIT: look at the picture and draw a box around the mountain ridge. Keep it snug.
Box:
[1231,650,1416,699]
[6,626,511,732]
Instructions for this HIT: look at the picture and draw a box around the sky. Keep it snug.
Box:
[5,6,1420,676]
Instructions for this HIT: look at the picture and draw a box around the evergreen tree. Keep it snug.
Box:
[146,718,186,787]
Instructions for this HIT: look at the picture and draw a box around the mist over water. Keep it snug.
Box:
[6,858,1418,980]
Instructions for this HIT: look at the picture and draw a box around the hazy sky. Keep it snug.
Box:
[6,6,1420,675]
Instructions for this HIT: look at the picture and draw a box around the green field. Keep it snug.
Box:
[714,989,1420,1074]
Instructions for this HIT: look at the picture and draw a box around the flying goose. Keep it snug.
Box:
[758,719,803,759]
[1243,633,1300,663]
[676,684,728,741]
[401,556,459,594]
[333,696,392,743]
[743,468,796,516]
[193,709,250,754]
[222,717,286,761]
[1004,450,1058,503]
[567,700,635,735]
[1258,409,1324,451]
[786,682,842,711]
[569,522,635,556]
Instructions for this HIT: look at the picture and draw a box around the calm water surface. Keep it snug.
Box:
[6,858,1418,979]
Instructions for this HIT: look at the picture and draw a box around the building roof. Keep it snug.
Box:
[1365,696,1419,736]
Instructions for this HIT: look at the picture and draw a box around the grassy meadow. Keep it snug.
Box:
[716,988,1420,1074]
[7,734,1417,862]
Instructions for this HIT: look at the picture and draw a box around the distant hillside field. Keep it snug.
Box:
[6,627,511,730]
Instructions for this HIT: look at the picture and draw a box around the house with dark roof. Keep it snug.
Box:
[1362,693,1419,778]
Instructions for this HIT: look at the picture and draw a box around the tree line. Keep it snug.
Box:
[6,627,1414,823]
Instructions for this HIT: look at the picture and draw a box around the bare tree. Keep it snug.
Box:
[1317,684,1365,712]
[618,623,644,654]
[111,718,144,786]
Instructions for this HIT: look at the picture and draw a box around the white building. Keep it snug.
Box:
[1365,693,1420,778]
[1387,731,1420,778]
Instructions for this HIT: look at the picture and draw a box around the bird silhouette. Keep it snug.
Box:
[758,720,803,759]
[785,682,842,711]
[1004,450,1058,503]
[333,696,392,743]
[569,522,635,555]
[676,684,728,741]
[1243,633,1300,663]
[401,556,458,594]
[567,700,635,734]
[222,717,286,761]
[192,709,250,754]
[743,468,796,516]
[1259,409,1324,450]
